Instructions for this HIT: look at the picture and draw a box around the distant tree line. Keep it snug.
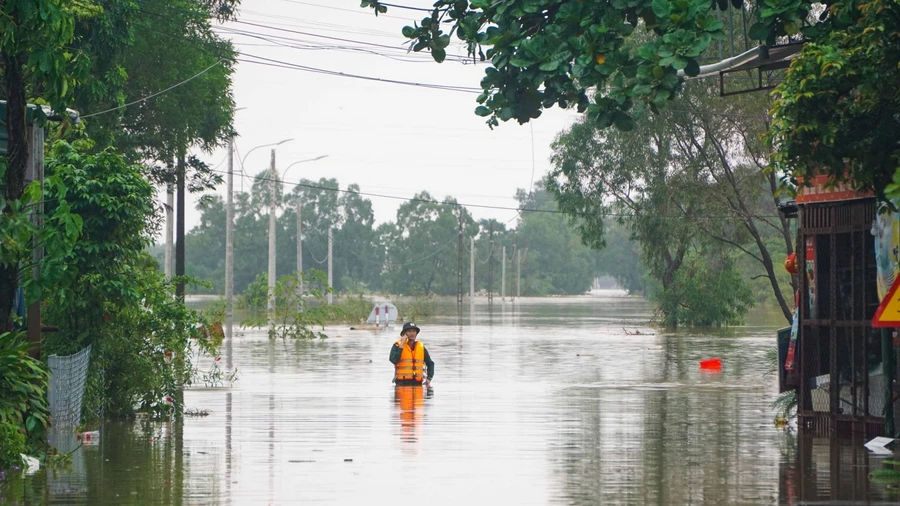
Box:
[172,176,636,298]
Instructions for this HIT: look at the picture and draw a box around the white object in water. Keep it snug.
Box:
[366,303,398,325]
[78,430,100,444]
[865,436,896,455]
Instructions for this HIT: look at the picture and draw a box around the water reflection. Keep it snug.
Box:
[7,293,900,504]
[394,386,432,450]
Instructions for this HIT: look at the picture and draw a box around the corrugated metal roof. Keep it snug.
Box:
[0,101,80,155]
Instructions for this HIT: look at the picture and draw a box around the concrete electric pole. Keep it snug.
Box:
[267,149,277,327]
[225,136,234,340]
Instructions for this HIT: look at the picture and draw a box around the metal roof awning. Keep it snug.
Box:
[679,42,805,96]
[0,101,80,156]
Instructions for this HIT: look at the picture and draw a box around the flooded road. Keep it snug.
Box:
[3,292,896,504]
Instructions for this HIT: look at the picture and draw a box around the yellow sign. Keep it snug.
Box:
[873,275,900,327]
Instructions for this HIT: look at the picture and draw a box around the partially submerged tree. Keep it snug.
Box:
[549,81,794,325]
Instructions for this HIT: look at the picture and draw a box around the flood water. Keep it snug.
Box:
[3,292,898,504]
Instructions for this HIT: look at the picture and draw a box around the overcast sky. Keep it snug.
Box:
[169,0,582,237]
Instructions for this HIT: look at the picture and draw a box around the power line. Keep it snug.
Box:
[387,236,459,266]
[276,0,413,21]
[239,9,404,39]
[506,123,538,226]
[221,167,785,220]
[130,12,770,118]
[306,241,329,264]
[214,166,589,216]
[377,2,434,12]
[328,234,459,268]
[220,29,452,64]
[80,61,223,119]
[235,55,480,93]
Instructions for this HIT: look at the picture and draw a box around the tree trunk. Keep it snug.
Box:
[175,155,186,300]
[0,52,29,331]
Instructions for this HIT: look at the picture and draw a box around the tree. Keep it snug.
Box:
[0,1,83,330]
[71,0,238,299]
[593,220,647,294]
[513,184,601,295]
[333,185,381,292]
[548,81,793,325]
[361,0,811,129]
[362,1,900,202]
[770,0,900,200]
[386,192,474,295]
[38,140,211,419]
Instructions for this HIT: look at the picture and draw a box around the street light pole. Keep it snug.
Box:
[225,136,234,340]
[231,137,291,332]
[280,155,329,293]
[267,149,277,328]
[239,138,293,176]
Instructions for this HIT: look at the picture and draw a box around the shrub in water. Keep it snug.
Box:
[0,423,25,471]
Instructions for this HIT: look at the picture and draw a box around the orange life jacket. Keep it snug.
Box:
[394,340,425,382]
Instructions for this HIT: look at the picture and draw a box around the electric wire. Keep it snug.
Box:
[80,60,222,119]
[219,167,783,219]
[306,241,329,264]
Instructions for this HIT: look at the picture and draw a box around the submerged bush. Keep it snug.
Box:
[0,332,50,451]
[0,423,26,471]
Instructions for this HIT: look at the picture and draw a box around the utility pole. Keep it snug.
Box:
[457,210,463,308]
[267,149,277,327]
[470,236,475,300]
[165,183,174,280]
[175,156,186,300]
[225,137,234,340]
[327,227,333,304]
[516,248,521,300]
[26,125,44,358]
[501,246,506,301]
[488,223,494,305]
[296,194,303,293]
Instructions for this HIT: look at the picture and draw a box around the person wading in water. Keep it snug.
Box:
[390,322,434,387]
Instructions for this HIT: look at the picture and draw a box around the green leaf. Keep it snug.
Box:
[474,105,492,117]
[510,56,536,67]
[435,35,451,49]
[637,44,656,60]
[432,47,447,63]
[800,24,820,37]
[539,60,560,72]
[748,22,771,40]
[613,112,635,131]
[652,88,672,106]
[632,83,653,96]
[684,58,701,77]
[660,72,680,88]
[401,26,417,38]
[652,0,671,18]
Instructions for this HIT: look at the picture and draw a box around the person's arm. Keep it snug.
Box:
[389,343,402,365]
[424,347,434,380]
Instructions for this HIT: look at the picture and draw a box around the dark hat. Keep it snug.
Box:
[400,322,421,336]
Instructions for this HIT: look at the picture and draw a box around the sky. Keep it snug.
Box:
[168,0,583,236]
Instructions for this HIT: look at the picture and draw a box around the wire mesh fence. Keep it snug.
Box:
[47,344,92,429]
